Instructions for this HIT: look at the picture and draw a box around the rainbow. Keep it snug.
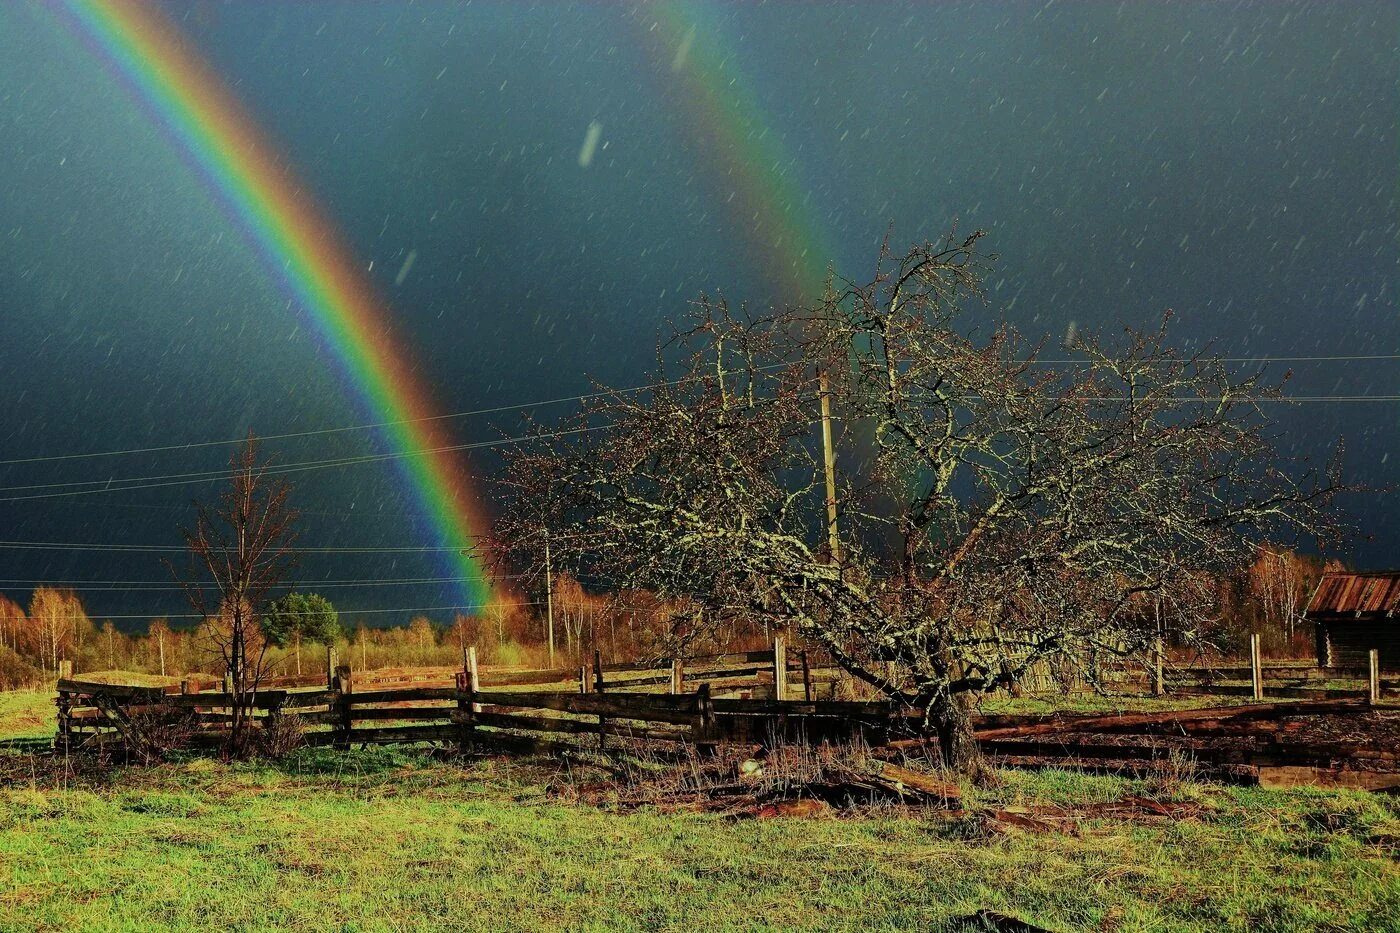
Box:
[51,0,495,610]
[644,1,841,305]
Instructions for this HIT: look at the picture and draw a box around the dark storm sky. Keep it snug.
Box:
[0,1,1396,629]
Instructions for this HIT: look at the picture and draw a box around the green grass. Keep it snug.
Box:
[0,690,54,740]
[2,688,1397,930]
[0,746,1396,931]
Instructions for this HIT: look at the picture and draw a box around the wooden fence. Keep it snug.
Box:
[52,636,1397,761]
[54,639,905,756]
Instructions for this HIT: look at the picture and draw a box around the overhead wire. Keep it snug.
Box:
[0,352,1394,467]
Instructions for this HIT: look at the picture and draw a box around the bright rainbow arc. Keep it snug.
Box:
[647,1,841,306]
[56,0,496,611]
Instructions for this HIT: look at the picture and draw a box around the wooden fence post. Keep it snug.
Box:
[57,659,72,681]
[594,648,607,750]
[1151,636,1165,697]
[326,645,338,690]
[454,671,471,751]
[456,646,479,754]
[800,649,813,702]
[466,646,480,714]
[670,658,684,695]
[266,692,285,737]
[55,688,72,755]
[334,664,353,747]
[1250,633,1264,701]
[772,636,787,701]
[694,682,716,756]
[1369,648,1380,706]
[578,666,588,695]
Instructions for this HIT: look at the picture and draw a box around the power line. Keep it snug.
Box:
[0,424,601,503]
[0,500,447,520]
[0,601,551,622]
[0,540,474,553]
[3,388,1395,503]
[2,352,1394,467]
[0,391,615,467]
[0,575,478,586]
[0,425,597,493]
[0,569,576,590]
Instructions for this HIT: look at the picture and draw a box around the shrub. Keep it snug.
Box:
[0,645,44,691]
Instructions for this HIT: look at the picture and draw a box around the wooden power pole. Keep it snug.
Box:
[544,532,556,667]
[819,370,840,563]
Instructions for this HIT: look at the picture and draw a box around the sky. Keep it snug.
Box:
[0,0,1396,629]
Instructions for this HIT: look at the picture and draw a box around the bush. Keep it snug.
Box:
[0,646,44,691]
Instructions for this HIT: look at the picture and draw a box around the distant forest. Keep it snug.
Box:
[0,546,1334,690]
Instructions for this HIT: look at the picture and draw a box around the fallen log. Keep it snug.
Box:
[874,761,962,803]
[989,753,1260,784]
[970,699,1364,741]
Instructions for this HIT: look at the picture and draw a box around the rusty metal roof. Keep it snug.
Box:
[1305,572,1400,619]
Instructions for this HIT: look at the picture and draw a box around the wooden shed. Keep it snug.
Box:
[1306,571,1400,669]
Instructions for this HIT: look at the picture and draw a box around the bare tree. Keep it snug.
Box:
[499,233,1345,780]
[171,435,297,755]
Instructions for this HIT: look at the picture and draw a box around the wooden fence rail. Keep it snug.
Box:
[53,641,843,753]
[50,640,1400,788]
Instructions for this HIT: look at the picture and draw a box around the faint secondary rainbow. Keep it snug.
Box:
[53,0,496,610]
[644,1,841,306]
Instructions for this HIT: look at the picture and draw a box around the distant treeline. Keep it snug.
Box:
[0,571,771,689]
[0,546,1334,690]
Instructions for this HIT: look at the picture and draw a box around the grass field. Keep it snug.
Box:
[2,688,1398,931]
[0,690,53,740]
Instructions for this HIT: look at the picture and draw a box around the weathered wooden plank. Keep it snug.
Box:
[684,650,777,667]
[349,706,456,722]
[281,690,335,708]
[1258,766,1400,791]
[478,690,700,724]
[471,710,596,733]
[160,691,291,709]
[1171,684,1369,700]
[991,754,1260,784]
[342,724,460,745]
[466,710,689,743]
[57,679,165,700]
[971,699,1365,741]
[709,698,903,717]
[349,686,460,703]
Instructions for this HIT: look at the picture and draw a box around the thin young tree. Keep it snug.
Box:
[499,232,1346,780]
[171,435,297,755]
[146,618,173,678]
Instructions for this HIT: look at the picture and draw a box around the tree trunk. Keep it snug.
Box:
[928,692,996,785]
[228,619,249,758]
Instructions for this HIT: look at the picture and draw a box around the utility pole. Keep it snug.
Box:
[819,369,840,564]
[544,531,556,667]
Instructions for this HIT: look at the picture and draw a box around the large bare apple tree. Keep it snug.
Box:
[499,232,1344,779]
